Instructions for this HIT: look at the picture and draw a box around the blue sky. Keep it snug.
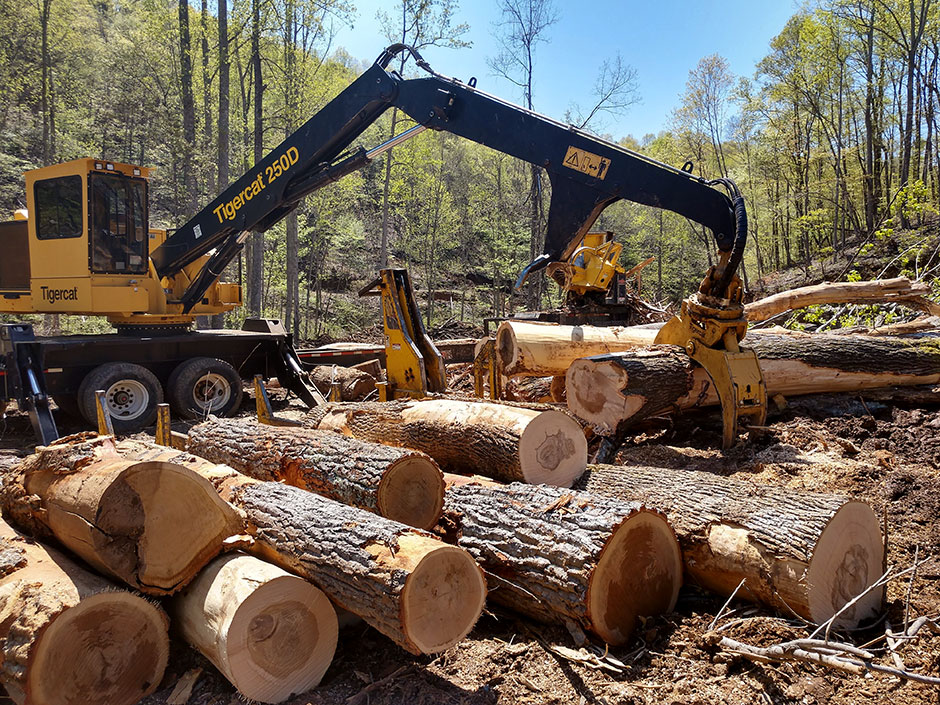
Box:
[329,0,799,141]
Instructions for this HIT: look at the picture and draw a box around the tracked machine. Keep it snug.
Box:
[1,43,761,444]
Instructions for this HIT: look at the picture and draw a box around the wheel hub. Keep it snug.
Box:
[193,373,232,412]
[105,379,149,419]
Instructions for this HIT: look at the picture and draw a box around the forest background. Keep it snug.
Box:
[1,0,938,341]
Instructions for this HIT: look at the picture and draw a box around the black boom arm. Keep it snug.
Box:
[152,45,741,312]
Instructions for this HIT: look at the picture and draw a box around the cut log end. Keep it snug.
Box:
[588,510,683,645]
[397,535,486,654]
[517,410,588,487]
[227,574,338,703]
[376,456,445,530]
[29,592,169,705]
[806,501,885,627]
[100,460,241,592]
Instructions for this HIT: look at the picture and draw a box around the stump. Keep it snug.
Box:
[0,519,169,705]
[187,418,445,530]
[575,464,885,627]
[442,482,682,644]
[172,553,337,703]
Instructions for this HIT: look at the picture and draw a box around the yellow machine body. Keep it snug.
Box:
[0,158,240,326]
[360,269,446,400]
[546,230,625,296]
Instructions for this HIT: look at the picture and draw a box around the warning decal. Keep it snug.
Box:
[563,146,610,180]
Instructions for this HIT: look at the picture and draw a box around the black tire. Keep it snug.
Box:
[167,357,244,420]
[77,362,163,434]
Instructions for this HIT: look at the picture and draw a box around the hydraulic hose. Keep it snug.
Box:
[707,178,748,298]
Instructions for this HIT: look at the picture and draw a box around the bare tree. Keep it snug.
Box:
[675,54,734,177]
[565,54,640,131]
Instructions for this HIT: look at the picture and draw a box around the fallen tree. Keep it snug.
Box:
[0,434,241,595]
[309,365,376,401]
[187,418,445,530]
[566,335,940,435]
[115,440,487,656]
[171,552,337,704]
[0,519,169,705]
[304,398,587,487]
[440,482,683,645]
[575,464,884,627]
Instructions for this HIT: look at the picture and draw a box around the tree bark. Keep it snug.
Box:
[187,417,445,530]
[566,335,940,435]
[0,434,241,595]
[114,440,486,656]
[440,482,682,645]
[309,364,376,401]
[179,0,199,216]
[247,0,264,316]
[170,552,337,704]
[304,398,588,487]
[575,463,884,628]
[0,520,169,705]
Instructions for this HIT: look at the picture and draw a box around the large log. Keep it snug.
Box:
[496,320,659,377]
[309,365,376,401]
[0,434,241,595]
[567,335,940,435]
[441,482,682,645]
[113,440,487,655]
[575,464,884,628]
[187,418,445,530]
[0,519,169,705]
[171,552,337,704]
[745,277,940,321]
[305,398,587,487]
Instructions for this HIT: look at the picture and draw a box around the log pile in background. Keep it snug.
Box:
[0,519,169,705]
[575,464,884,627]
[309,365,376,401]
[116,440,487,656]
[187,417,445,530]
[441,482,683,645]
[171,552,337,704]
[0,434,241,595]
[567,334,940,435]
[304,398,588,487]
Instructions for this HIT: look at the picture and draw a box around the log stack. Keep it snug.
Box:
[187,417,445,530]
[0,433,242,595]
[441,481,683,644]
[304,398,588,487]
[567,335,940,435]
[0,519,169,705]
[575,464,884,627]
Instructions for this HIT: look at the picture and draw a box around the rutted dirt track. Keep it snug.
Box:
[1,387,938,705]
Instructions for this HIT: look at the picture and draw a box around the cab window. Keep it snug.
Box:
[34,176,83,240]
[90,173,148,274]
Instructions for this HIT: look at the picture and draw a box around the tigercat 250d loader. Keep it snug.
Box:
[1,43,761,445]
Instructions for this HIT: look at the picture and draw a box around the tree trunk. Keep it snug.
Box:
[0,520,169,705]
[247,0,264,317]
[187,417,445,530]
[170,552,337,703]
[575,464,884,628]
[0,435,241,595]
[503,375,553,403]
[304,398,588,487]
[179,0,199,216]
[309,364,376,401]
[217,0,229,190]
[566,335,940,435]
[440,482,682,645]
[114,440,486,655]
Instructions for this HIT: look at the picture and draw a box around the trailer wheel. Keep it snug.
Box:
[167,357,243,419]
[77,363,163,433]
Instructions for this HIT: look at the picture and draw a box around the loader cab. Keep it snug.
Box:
[0,158,160,316]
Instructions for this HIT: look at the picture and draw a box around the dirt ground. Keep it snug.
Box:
[1,385,939,705]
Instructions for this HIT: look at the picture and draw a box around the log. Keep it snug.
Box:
[504,376,554,403]
[575,464,885,628]
[309,365,375,401]
[567,335,940,435]
[113,440,487,655]
[0,519,169,705]
[305,398,588,487]
[496,320,659,377]
[187,417,445,530]
[171,552,337,704]
[745,277,940,322]
[440,482,682,645]
[0,434,241,595]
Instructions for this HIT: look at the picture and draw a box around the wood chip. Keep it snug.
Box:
[166,668,202,705]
